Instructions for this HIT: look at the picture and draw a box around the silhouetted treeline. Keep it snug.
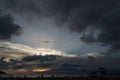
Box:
[0,77,120,80]
[0,67,120,80]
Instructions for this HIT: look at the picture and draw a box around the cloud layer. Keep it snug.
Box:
[0,54,120,75]
[0,0,120,50]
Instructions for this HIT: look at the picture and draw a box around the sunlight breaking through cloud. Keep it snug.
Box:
[81,53,105,58]
[1,42,77,57]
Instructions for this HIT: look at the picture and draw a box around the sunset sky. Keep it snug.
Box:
[0,0,120,75]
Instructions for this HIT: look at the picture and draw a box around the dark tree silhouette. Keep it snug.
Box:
[90,71,97,78]
[0,71,6,74]
[99,67,107,77]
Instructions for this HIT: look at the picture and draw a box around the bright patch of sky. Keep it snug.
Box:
[10,14,108,55]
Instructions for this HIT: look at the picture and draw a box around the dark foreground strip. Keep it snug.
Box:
[0,77,120,80]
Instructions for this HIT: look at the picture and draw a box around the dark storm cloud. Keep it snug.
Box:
[47,0,120,51]
[22,55,57,62]
[0,12,22,40]
[0,0,46,15]
[1,55,120,74]
[1,0,120,50]
[21,55,120,74]
[0,55,59,70]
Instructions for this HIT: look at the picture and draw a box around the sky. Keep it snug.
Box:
[0,0,120,76]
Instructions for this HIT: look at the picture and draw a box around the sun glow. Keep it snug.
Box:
[16,69,28,73]
[3,58,11,62]
[80,52,105,58]
[2,42,77,57]
[32,68,50,73]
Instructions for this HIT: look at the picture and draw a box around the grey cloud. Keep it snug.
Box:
[0,55,120,74]
[43,41,50,43]
[47,0,120,51]
[43,40,56,44]
[0,11,22,40]
[22,55,57,62]
[1,0,120,50]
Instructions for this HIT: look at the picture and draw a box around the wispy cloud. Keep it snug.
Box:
[1,42,77,57]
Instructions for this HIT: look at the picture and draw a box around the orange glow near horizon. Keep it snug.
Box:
[3,68,50,74]
[16,69,28,73]
[3,69,29,74]
[32,68,50,73]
